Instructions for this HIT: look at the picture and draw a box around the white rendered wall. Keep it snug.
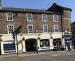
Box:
[1,32,65,54]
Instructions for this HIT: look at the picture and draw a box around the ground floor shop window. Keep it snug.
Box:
[3,42,16,53]
[40,39,49,47]
[53,39,61,47]
[53,38,62,50]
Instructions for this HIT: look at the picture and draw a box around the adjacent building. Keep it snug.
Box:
[0,3,72,54]
[71,22,75,49]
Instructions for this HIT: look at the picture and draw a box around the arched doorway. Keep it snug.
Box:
[53,38,62,50]
[25,39,37,52]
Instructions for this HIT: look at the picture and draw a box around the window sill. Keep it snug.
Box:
[7,21,13,22]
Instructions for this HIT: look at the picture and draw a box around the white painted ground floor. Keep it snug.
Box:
[0,32,72,54]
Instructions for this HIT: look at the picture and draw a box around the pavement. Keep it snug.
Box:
[2,50,75,57]
[0,50,75,61]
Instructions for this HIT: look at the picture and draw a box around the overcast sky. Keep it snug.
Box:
[2,0,75,22]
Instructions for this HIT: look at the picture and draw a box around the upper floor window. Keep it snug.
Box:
[53,24,59,32]
[43,24,48,32]
[6,12,13,21]
[27,13,32,22]
[7,24,14,33]
[68,11,71,19]
[53,14,59,22]
[27,25,33,33]
[42,14,48,22]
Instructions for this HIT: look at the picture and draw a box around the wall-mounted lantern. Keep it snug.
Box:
[38,34,41,40]
[0,35,2,42]
[50,36,53,39]
[22,37,25,40]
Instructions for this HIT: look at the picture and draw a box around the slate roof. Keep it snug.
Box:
[0,7,53,14]
[47,3,72,14]
[0,3,72,14]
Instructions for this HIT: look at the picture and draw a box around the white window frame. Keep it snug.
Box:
[53,14,59,22]
[27,24,33,33]
[43,24,48,33]
[42,14,48,22]
[53,24,59,32]
[26,13,33,22]
[7,24,14,34]
[6,12,13,21]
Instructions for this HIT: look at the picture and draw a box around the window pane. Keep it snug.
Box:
[8,17,12,20]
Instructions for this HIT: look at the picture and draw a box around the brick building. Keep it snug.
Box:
[0,3,72,54]
[71,22,75,49]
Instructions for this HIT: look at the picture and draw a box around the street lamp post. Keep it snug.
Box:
[12,25,22,55]
[37,34,41,54]
[35,29,39,54]
[49,32,53,51]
